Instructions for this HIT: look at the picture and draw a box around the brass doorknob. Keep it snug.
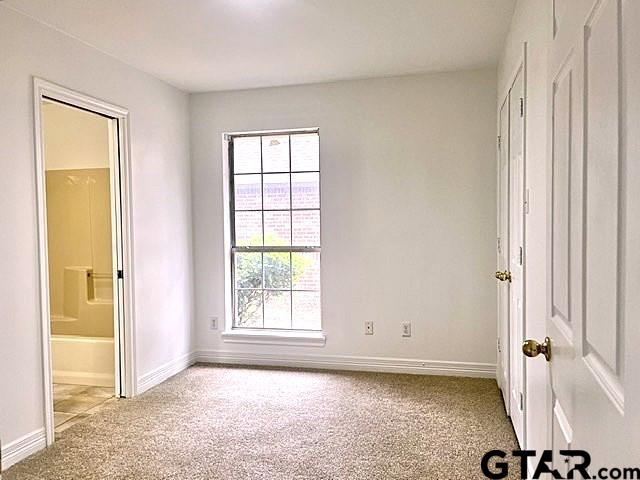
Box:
[495,270,512,282]
[522,337,551,361]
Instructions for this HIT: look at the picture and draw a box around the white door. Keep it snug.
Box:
[508,67,525,446]
[530,0,640,473]
[497,69,526,446]
[497,96,511,413]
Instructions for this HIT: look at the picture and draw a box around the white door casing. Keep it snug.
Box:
[33,78,137,445]
[508,67,526,446]
[497,60,527,447]
[543,0,640,473]
[497,95,511,413]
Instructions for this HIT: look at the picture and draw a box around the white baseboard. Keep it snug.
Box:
[1,428,46,471]
[136,351,197,394]
[53,370,114,387]
[194,350,496,378]
[136,350,494,396]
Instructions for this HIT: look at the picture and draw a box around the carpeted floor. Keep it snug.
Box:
[5,364,520,479]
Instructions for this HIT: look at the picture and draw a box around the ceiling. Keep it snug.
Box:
[4,0,516,93]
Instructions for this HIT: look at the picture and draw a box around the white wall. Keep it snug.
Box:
[497,0,551,452]
[190,69,498,371]
[0,5,193,461]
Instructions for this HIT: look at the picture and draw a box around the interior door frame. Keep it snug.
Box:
[496,93,511,414]
[32,77,137,445]
[497,42,528,448]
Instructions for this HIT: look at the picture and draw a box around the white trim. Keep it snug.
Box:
[221,134,233,332]
[520,41,529,451]
[496,90,511,415]
[225,126,319,137]
[194,350,496,378]
[136,352,197,394]
[32,77,137,447]
[495,42,529,450]
[1,428,46,472]
[221,329,326,347]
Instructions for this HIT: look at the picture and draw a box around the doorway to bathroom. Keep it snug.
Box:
[33,79,136,446]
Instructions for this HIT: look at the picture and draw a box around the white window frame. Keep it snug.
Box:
[221,128,325,347]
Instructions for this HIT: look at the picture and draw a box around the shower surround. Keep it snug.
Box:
[45,168,115,387]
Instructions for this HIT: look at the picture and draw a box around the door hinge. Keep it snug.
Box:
[497,338,501,353]
[497,237,501,254]
[524,188,530,214]
[519,246,523,266]
[519,392,524,411]
[117,269,124,279]
[520,98,524,117]
[497,135,501,150]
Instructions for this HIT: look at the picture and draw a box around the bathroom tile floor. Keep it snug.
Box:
[53,384,115,435]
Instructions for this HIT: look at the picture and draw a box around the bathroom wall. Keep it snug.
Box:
[44,103,113,337]
[45,169,113,313]
[42,101,110,170]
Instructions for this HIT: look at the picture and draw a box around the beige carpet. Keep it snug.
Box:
[5,365,520,479]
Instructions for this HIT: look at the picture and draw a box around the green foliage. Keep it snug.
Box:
[235,234,311,327]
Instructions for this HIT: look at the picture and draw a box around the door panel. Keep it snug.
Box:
[542,0,640,471]
[508,68,525,444]
[551,62,571,331]
[552,397,572,477]
[548,50,579,448]
[583,0,621,376]
[497,97,510,411]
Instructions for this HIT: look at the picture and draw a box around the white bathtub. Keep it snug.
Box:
[51,335,115,387]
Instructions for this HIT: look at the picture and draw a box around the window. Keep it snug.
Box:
[229,130,321,331]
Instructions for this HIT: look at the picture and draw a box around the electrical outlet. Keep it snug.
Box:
[209,316,218,330]
[402,322,411,337]
[365,321,374,335]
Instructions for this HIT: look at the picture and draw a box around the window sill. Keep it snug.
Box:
[221,329,326,347]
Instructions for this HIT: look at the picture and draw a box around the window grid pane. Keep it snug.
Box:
[292,172,320,209]
[234,174,261,210]
[231,131,320,331]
